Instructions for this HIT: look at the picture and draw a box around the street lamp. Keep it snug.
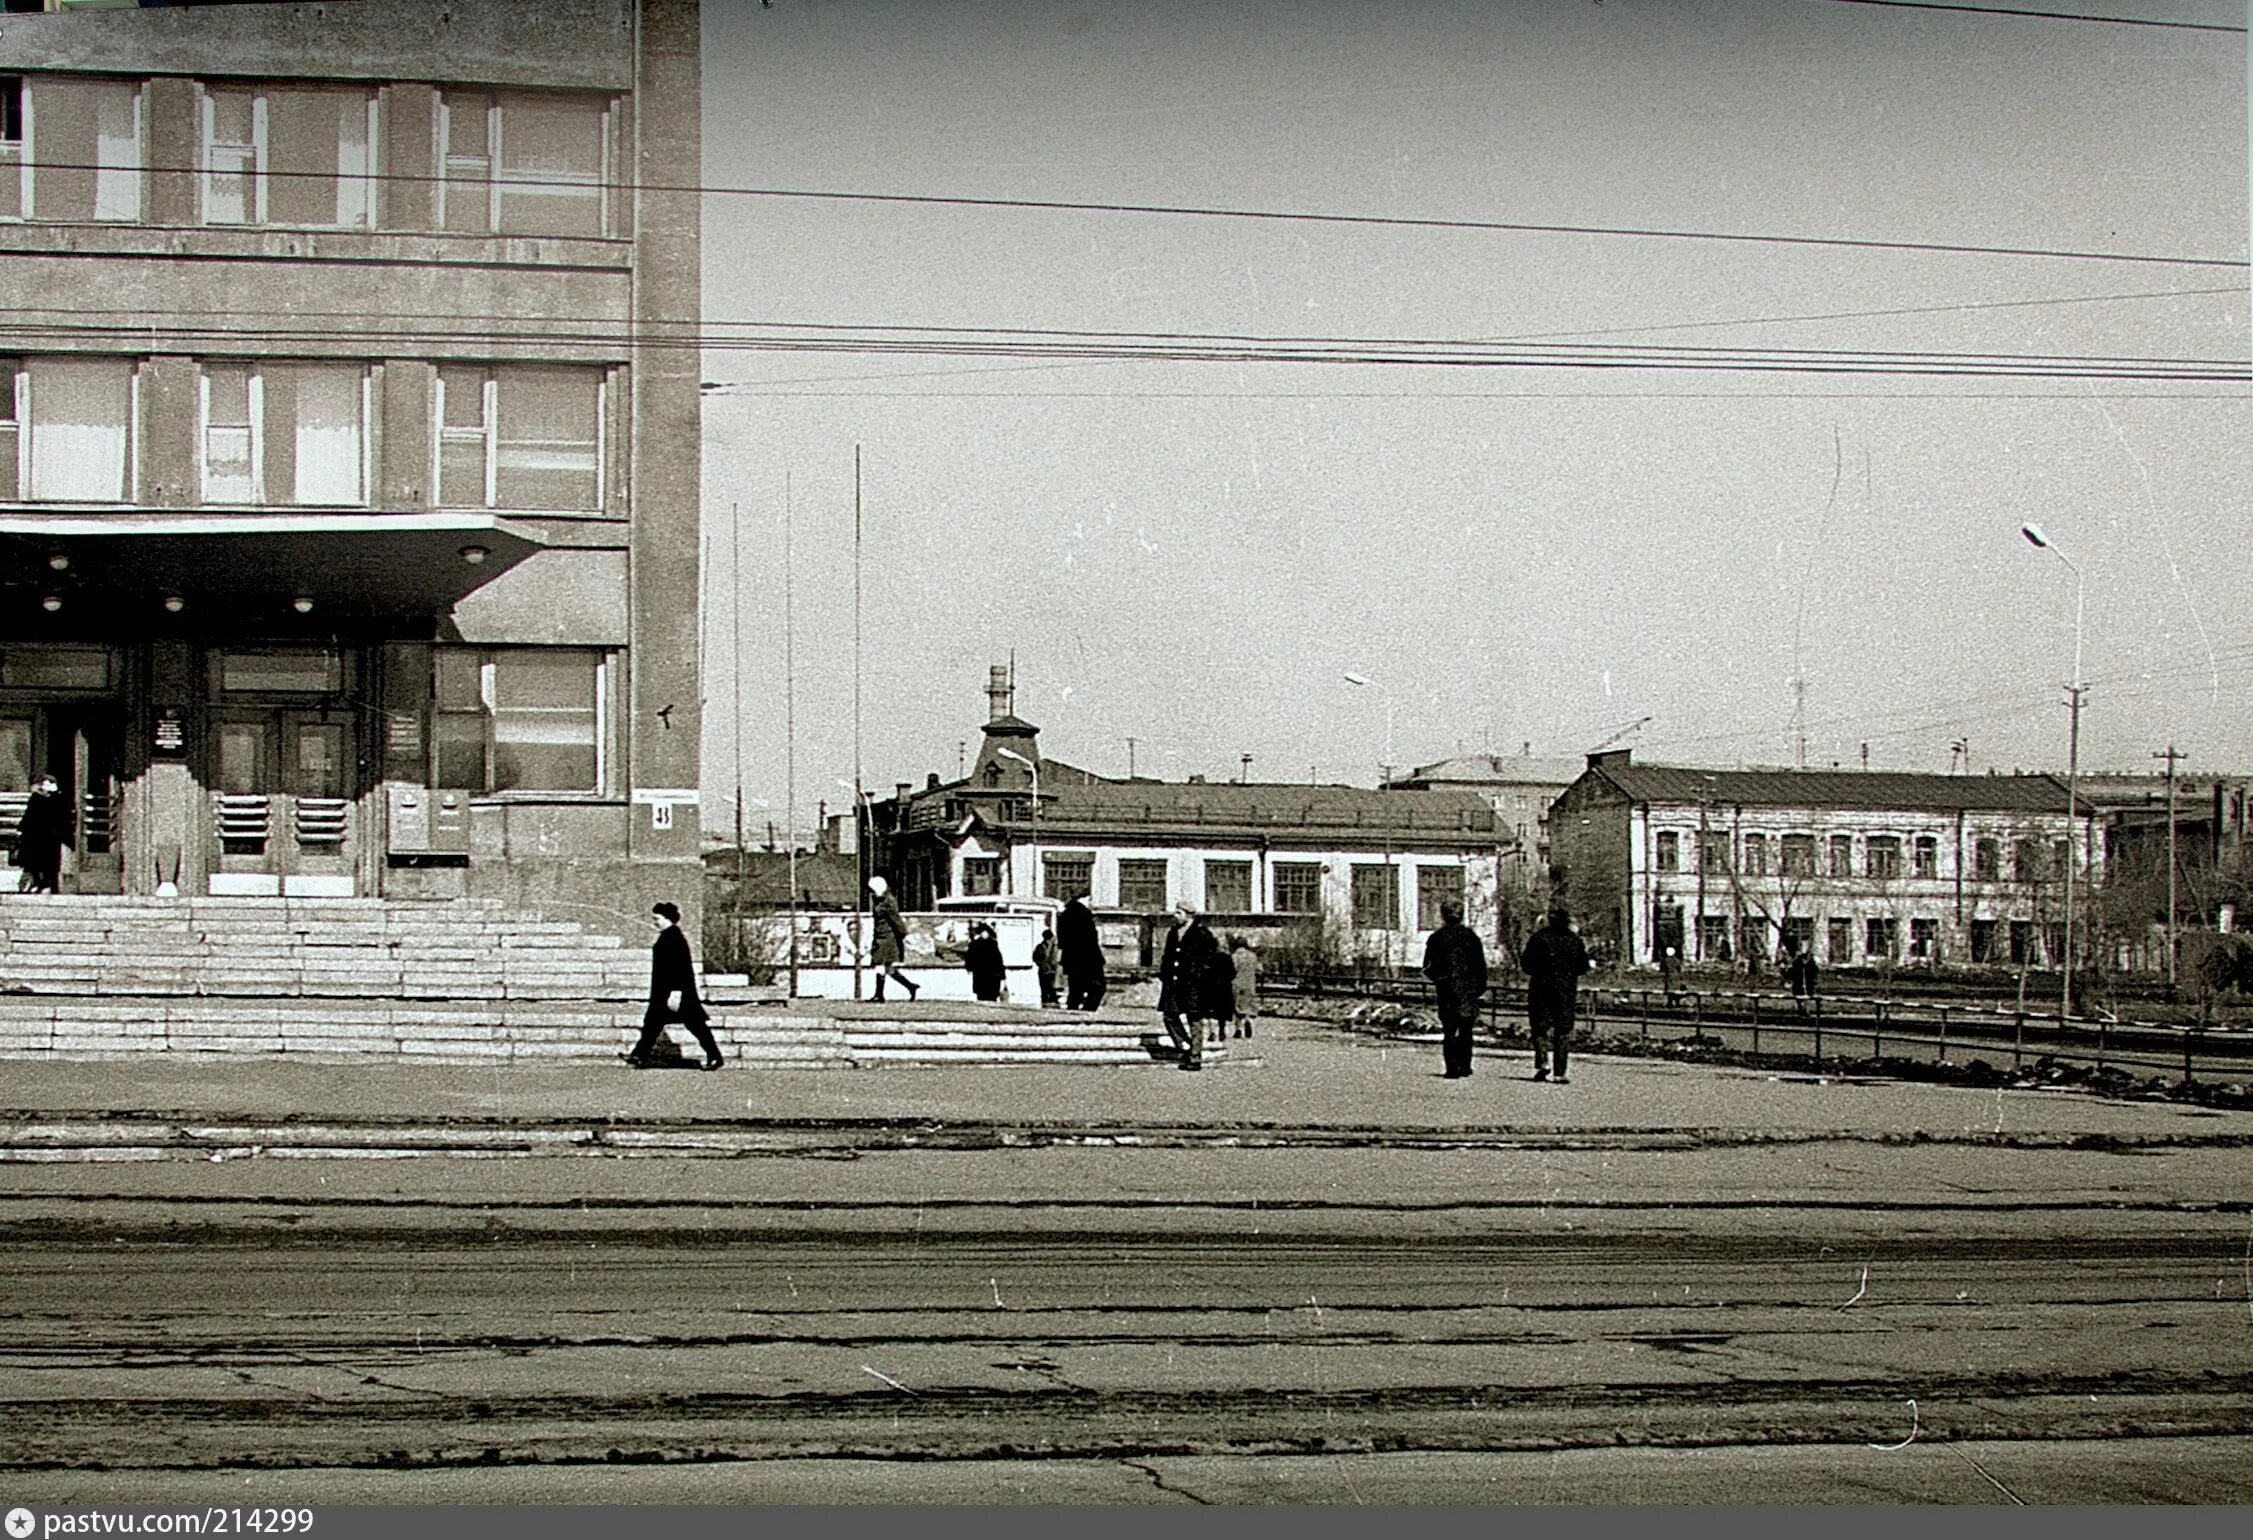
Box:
[2021,522,2085,1020]
[997,747,1041,898]
[1342,672,1397,785]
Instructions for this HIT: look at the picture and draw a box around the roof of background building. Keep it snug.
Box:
[1392,753,1588,789]
[1582,759,2090,817]
[1004,780,1505,840]
[702,850,861,908]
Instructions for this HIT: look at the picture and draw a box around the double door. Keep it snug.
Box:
[0,707,124,895]
[210,709,358,893]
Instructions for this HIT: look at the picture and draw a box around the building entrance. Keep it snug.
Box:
[207,707,359,895]
[0,705,124,895]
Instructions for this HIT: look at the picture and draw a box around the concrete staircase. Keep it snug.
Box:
[0,895,1205,1068]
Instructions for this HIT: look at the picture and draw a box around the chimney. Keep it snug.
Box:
[986,663,1013,723]
[1588,748,1632,772]
[926,771,941,791]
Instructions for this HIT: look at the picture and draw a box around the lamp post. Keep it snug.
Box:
[997,747,1041,898]
[1341,672,1397,786]
[2021,522,2085,1020]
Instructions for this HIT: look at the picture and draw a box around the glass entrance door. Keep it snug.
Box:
[209,709,358,895]
[0,707,124,894]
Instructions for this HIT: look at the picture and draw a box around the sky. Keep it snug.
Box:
[694,0,2250,842]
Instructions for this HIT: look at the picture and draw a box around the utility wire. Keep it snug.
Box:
[1823,0,2245,33]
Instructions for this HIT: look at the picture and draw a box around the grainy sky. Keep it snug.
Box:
[695,0,2249,838]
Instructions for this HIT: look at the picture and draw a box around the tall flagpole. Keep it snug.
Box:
[785,471,798,998]
[853,445,866,1003]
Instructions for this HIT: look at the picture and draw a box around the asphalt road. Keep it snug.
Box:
[3,1034,2250,1503]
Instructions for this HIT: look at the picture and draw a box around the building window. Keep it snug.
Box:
[1912,836,1939,879]
[23,75,140,222]
[1415,864,1464,930]
[1865,836,1902,880]
[1741,832,1767,878]
[1698,914,1732,962]
[2012,838,2044,883]
[2052,838,2071,877]
[200,361,368,505]
[1040,852,1093,903]
[1351,863,1399,929]
[1909,917,1939,960]
[1827,834,1853,877]
[431,647,608,794]
[217,647,342,696]
[959,856,1001,897]
[439,89,609,237]
[2045,923,2065,966]
[1974,838,2001,881]
[21,357,135,502]
[1698,831,1730,872]
[1827,916,1854,964]
[1970,918,1997,963]
[1865,917,1899,959]
[1780,834,1816,877]
[1273,861,1322,915]
[0,360,16,501]
[200,82,375,228]
[1738,917,1768,966]
[0,76,22,222]
[2009,919,2033,964]
[1116,858,1169,913]
[1655,830,1679,873]
[1203,859,1253,914]
[1783,915,1815,957]
[436,364,603,511]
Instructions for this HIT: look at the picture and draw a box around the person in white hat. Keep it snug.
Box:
[866,876,919,1002]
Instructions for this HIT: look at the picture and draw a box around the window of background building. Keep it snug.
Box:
[436,365,603,510]
[1742,832,1768,877]
[1909,917,1938,959]
[22,357,134,501]
[1975,838,2001,881]
[440,89,608,237]
[200,82,375,228]
[1827,916,1854,964]
[1040,853,1093,903]
[2045,923,2064,965]
[1116,858,1169,913]
[1865,916,1899,959]
[1415,864,1464,930]
[1828,834,1853,877]
[1783,915,1814,956]
[1738,917,1768,966]
[959,856,1000,897]
[1780,834,1815,877]
[0,360,16,500]
[1698,914,1731,961]
[1655,830,1679,872]
[2052,838,2071,876]
[1913,835,1939,879]
[1699,831,1729,872]
[1203,858,1253,914]
[0,77,22,222]
[1273,861,1321,915]
[430,647,606,794]
[1865,835,1902,880]
[23,75,140,222]
[1970,918,1997,962]
[1351,863,1399,929]
[200,361,367,505]
[2009,919,2033,964]
[2013,837,2044,883]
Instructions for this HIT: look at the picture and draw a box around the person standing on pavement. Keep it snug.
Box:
[1158,900,1219,1070]
[1032,925,1062,1007]
[1059,891,1107,1010]
[963,921,1007,1003]
[1787,942,1819,1011]
[624,901,723,1071]
[1228,936,1260,1038]
[13,773,71,894]
[1520,906,1591,1083]
[1421,898,1488,1078]
[866,876,919,1003]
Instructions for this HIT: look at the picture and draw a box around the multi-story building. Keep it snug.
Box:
[1549,750,2100,971]
[869,668,1515,962]
[0,0,700,937]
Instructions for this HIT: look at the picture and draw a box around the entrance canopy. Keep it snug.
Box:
[0,512,543,633]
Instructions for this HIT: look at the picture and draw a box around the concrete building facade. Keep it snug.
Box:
[1550,750,2101,972]
[0,0,700,939]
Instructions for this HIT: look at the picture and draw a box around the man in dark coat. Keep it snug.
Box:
[625,901,723,1070]
[1058,892,1106,1010]
[1520,906,1591,1083]
[963,922,1007,1002]
[14,774,71,894]
[1421,898,1488,1079]
[1157,900,1219,1070]
[1032,926,1061,1008]
[866,876,919,1002]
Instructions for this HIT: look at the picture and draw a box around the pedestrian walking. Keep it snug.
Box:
[1659,943,1682,1007]
[1520,906,1591,1083]
[1158,900,1220,1070]
[1787,943,1819,1010]
[1058,891,1107,1010]
[866,876,919,1002]
[1032,925,1062,1007]
[13,773,71,894]
[1421,898,1489,1078]
[1228,935,1260,1038]
[964,921,1007,1003]
[623,901,723,1071]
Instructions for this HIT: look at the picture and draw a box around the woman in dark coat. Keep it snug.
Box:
[963,922,1007,1003]
[1058,894,1107,1009]
[14,775,71,894]
[866,876,919,1002]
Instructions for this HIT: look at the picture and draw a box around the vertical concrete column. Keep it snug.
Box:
[624,0,703,925]
[142,76,200,228]
[378,359,434,509]
[382,83,438,233]
[137,355,200,510]
[133,640,206,898]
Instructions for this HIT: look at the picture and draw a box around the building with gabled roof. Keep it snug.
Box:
[1549,749,2100,973]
